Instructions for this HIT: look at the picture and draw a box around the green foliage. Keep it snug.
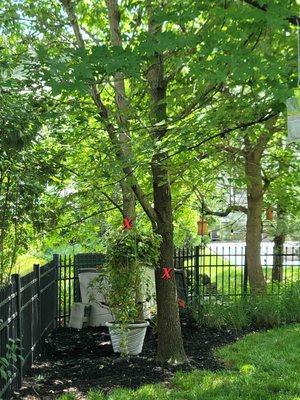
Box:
[0,43,67,283]
[87,389,105,400]
[58,324,300,400]
[281,282,300,322]
[0,0,299,292]
[247,294,283,328]
[197,300,250,331]
[0,337,21,382]
[59,394,77,400]
[197,282,300,330]
[105,228,161,271]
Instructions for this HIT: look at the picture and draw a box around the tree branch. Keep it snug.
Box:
[100,191,123,215]
[193,186,248,216]
[215,143,246,156]
[171,84,220,123]
[59,0,158,225]
[204,204,248,217]
[254,116,279,155]
[163,111,280,162]
[49,206,119,231]
[242,0,300,25]
[105,0,136,219]
[81,26,101,45]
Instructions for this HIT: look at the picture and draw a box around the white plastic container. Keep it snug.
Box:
[89,304,114,327]
[106,321,149,355]
[78,271,105,304]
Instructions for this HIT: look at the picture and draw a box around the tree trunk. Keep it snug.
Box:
[105,0,135,221]
[272,147,285,283]
[146,2,186,361]
[245,151,267,294]
[272,205,285,283]
[272,233,285,282]
[152,153,187,363]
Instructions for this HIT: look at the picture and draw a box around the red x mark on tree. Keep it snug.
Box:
[123,217,133,230]
[161,267,172,280]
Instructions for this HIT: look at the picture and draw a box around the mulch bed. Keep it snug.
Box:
[12,316,248,399]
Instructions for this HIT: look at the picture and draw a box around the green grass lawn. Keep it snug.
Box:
[59,324,300,400]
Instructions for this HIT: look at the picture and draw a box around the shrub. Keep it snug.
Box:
[281,282,300,323]
[198,299,249,331]
[246,295,283,328]
[196,281,300,331]
[0,337,21,382]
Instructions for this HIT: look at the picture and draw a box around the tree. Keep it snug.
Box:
[0,80,58,283]
[2,0,298,358]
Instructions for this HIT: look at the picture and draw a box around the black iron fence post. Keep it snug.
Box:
[33,264,41,356]
[242,246,248,297]
[194,245,200,297]
[53,254,60,327]
[11,273,23,388]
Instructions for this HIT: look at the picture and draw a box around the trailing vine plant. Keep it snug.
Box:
[91,227,161,350]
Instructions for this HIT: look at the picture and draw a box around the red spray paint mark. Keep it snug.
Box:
[161,267,172,280]
[123,217,133,230]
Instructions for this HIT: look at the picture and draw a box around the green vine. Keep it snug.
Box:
[0,332,21,382]
[91,227,161,349]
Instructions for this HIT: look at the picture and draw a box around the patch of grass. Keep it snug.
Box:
[247,294,283,328]
[59,395,77,400]
[59,324,300,399]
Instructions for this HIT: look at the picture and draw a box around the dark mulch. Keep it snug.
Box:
[12,316,248,399]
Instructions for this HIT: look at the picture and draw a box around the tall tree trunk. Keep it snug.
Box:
[106,0,135,221]
[152,153,187,363]
[272,143,285,283]
[272,234,285,282]
[147,7,187,362]
[245,150,267,294]
[272,207,285,282]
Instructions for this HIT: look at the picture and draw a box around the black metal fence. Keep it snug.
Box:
[57,253,105,327]
[175,244,300,303]
[1,245,299,398]
[0,256,58,400]
[56,245,300,325]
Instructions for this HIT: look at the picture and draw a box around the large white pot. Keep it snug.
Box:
[106,321,149,355]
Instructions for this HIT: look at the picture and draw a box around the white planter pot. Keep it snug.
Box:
[106,321,149,355]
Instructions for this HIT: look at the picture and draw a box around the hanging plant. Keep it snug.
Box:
[91,227,161,355]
